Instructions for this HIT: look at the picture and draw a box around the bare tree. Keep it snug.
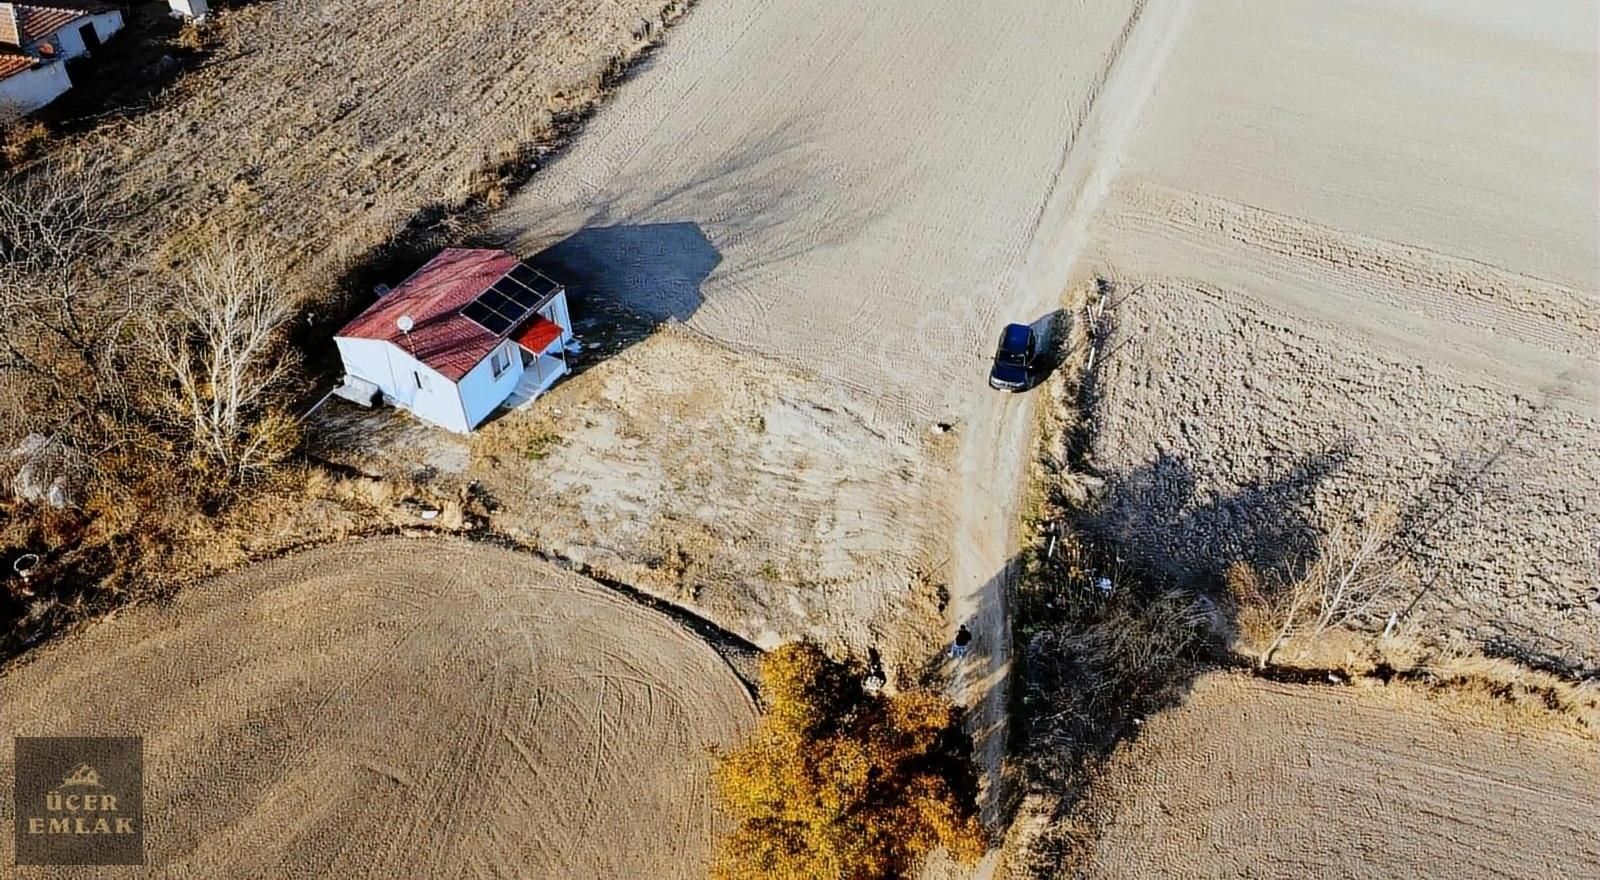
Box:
[141,241,300,482]
[1246,504,1411,668]
[0,153,132,460]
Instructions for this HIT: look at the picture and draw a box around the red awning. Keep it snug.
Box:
[513,315,562,354]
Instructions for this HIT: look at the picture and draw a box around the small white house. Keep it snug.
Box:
[0,2,126,62]
[0,46,67,120]
[167,0,206,21]
[333,248,575,433]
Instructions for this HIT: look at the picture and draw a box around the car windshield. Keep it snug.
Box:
[998,326,1031,364]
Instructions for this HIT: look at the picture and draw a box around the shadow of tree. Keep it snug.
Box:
[1084,445,1349,588]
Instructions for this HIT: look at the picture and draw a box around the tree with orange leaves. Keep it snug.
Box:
[711,641,987,880]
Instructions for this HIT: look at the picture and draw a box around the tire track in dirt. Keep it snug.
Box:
[0,538,754,879]
[1079,673,1600,879]
[938,6,1199,875]
[1078,0,1600,669]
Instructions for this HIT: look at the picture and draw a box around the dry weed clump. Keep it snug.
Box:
[1223,503,1413,668]
[1327,634,1600,738]
[0,120,51,167]
[1016,541,1212,786]
[712,642,986,880]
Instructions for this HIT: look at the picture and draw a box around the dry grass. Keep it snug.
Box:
[57,0,694,303]
[0,120,50,166]
[2,0,703,658]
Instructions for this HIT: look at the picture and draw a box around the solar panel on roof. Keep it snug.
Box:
[478,310,514,335]
[478,289,518,316]
[490,278,529,302]
[461,300,500,328]
[459,262,563,336]
[528,274,559,296]
[504,283,542,311]
[507,264,543,288]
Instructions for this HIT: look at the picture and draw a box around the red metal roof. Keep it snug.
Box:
[336,248,522,382]
[513,315,562,354]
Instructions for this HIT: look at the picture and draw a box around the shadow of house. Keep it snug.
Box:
[526,221,718,370]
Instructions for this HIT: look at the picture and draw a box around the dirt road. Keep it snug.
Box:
[1080,672,1600,879]
[0,538,754,878]
[488,0,1188,841]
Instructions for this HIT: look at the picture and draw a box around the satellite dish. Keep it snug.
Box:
[396,315,414,333]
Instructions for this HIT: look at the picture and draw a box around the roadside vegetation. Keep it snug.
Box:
[712,641,986,880]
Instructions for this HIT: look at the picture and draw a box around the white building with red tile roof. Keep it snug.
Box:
[333,248,575,432]
[0,1,124,62]
[0,44,67,120]
[0,1,123,119]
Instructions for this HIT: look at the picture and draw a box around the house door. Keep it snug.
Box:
[79,24,101,52]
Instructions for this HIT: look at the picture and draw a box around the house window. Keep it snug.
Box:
[490,344,511,378]
[413,371,430,392]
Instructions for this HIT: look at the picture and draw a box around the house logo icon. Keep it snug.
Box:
[58,764,103,789]
[12,737,144,866]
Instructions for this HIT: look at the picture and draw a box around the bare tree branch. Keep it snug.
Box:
[140,240,299,481]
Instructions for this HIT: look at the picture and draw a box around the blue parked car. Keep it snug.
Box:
[988,323,1037,391]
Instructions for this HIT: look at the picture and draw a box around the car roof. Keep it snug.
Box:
[1000,323,1033,351]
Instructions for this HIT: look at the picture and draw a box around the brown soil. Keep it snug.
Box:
[1078,672,1600,879]
[1083,0,1600,671]
[0,538,754,877]
[70,0,684,286]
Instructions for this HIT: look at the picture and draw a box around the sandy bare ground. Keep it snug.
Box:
[0,538,754,878]
[477,2,1189,846]
[1083,0,1600,670]
[317,328,953,670]
[1079,672,1600,879]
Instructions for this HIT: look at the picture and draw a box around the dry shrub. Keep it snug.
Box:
[173,21,222,53]
[1,158,305,639]
[138,240,302,496]
[712,642,986,880]
[1225,504,1412,668]
[1,120,51,166]
[1020,579,1210,787]
[1222,561,1278,654]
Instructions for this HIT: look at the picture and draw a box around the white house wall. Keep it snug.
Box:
[540,290,575,344]
[0,59,69,121]
[168,0,208,19]
[335,335,475,433]
[46,11,124,60]
[457,340,525,429]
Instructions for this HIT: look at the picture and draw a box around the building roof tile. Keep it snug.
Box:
[0,2,116,47]
[335,248,551,382]
[0,46,36,78]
